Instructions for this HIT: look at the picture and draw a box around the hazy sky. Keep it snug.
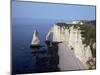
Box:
[12,1,96,20]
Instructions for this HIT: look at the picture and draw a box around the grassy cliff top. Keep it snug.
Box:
[79,24,96,46]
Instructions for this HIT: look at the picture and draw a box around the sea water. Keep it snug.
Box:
[12,18,57,74]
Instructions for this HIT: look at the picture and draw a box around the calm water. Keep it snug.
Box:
[12,18,59,74]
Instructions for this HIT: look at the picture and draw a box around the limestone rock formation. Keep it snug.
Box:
[46,21,96,69]
[30,30,40,48]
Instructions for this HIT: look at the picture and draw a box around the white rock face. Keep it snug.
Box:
[47,23,95,69]
[31,30,40,46]
[46,27,53,41]
[58,43,85,70]
[53,24,61,42]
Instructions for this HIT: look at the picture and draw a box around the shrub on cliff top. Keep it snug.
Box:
[79,24,96,46]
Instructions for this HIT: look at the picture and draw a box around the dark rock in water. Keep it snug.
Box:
[45,41,51,46]
[30,41,60,72]
[47,66,60,72]
[30,45,42,48]
[48,54,59,65]
[52,42,62,45]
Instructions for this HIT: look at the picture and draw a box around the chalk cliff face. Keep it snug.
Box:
[46,21,96,69]
[31,30,40,46]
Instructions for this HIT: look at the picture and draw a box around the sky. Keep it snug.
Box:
[12,1,96,20]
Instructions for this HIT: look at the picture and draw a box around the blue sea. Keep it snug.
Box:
[12,18,60,74]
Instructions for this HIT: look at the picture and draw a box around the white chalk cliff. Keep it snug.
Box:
[46,22,96,69]
[31,30,40,46]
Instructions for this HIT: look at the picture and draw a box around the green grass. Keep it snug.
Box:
[79,24,96,46]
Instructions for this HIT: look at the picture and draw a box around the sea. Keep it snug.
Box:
[12,18,60,74]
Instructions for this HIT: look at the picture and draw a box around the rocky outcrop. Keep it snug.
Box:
[30,30,40,48]
[46,21,96,69]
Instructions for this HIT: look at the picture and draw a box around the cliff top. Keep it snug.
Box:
[55,20,96,47]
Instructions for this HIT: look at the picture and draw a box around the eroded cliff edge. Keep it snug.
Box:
[46,21,96,69]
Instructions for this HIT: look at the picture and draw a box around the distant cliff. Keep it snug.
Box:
[46,20,96,69]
